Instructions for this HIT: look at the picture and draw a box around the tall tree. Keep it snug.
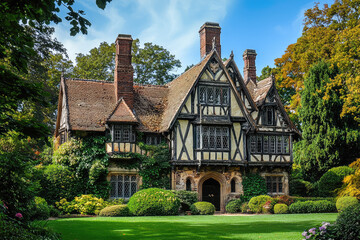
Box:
[0,0,111,139]
[294,61,360,181]
[72,39,181,85]
[274,0,360,124]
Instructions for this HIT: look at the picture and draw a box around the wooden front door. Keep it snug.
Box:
[202,178,220,211]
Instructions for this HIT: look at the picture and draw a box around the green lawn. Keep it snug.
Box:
[48,213,337,240]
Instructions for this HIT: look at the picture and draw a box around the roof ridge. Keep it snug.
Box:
[64,78,113,83]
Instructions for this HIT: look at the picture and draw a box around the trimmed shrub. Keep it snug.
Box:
[335,203,360,240]
[241,202,251,213]
[289,200,336,213]
[28,197,51,220]
[172,190,198,211]
[55,194,107,215]
[242,174,267,201]
[274,203,288,214]
[248,195,272,213]
[225,199,243,213]
[316,166,355,197]
[190,202,215,215]
[128,188,180,216]
[291,196,335,203]
[336,196,358,212]
[289,179,313,196]
[99,205,131,217]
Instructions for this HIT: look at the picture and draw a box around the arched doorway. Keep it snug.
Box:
[202,178,220,211]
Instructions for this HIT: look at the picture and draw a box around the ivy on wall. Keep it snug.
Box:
[111,142,171,189]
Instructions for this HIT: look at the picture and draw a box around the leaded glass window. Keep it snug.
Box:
[112,125,135,142]
[110,174,137,199]
[266,176,283,195]
[198,86,229,106]
[197,126,229,150]
[263,106,276,126]
[249,135,290,155]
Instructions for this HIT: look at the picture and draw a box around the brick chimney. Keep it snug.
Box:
[199,22,221,59]
[114,34,134,108]
[243,49,257,84]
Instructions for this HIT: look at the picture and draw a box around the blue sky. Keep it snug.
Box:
[53,0,332,76]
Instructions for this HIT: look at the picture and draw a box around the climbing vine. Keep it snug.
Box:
[112,142,171,189]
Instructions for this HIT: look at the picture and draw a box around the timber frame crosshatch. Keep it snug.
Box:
[54,22,300,213]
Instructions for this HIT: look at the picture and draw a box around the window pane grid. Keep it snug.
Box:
[249,135,290,154]
[198,126,229,150]
[266,176,283,194]
[110,174,137,199]
[198,86,229,106]
[113,125,135,142]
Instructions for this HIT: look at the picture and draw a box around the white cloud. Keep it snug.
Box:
[53,0,232,71]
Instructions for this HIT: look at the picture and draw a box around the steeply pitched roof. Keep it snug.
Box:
[159,53,212,132]
[246,76,273,105]
[107,98,138,123]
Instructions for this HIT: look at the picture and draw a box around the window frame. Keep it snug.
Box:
[262,106,276,126]
[196,125,230,151]
[198,85,230,107]
[110,174,138,199]
[111,125,136,143]
[266,176,284,195]
[249,134,290,155]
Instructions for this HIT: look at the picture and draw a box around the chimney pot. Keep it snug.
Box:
[199,22,221,59]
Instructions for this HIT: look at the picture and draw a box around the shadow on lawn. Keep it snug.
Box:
[49,217,321,240]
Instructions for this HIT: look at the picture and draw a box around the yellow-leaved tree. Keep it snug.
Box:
[274,0,360,124]
[338,158,360,198]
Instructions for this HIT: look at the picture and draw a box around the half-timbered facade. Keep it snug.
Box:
[55,22,299,212]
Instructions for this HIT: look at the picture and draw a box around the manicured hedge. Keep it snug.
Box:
[248,195,272,213]
[225,199,243,213]
[190,202,215,215]
[289,200,336,213]
[274,203,288,214]
[336,196,358,212]
[291,197,335,203]
[99,205,131,217]
[128,188,180,216]
[335,203,360,239]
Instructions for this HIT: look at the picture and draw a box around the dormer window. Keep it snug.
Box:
[111,125,135,143]
[263,106,276,126]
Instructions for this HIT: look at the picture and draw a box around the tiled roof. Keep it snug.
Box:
[246,77,273,105]
[107,98,138,123]
[159,53,212,132]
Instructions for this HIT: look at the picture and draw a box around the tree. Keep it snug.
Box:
[72,42,114,81]
[258,65,273,81]
[0,1,111,139]
[274,1,360,124]
[338,158,360,199]
[72,39,181,85]
[294,61,360,181]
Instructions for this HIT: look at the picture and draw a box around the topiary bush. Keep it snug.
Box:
[55,194,107,215]
[336,196,359,212]
[335,203,360,240]
[128,188,180,216]
[316,166,355,197]
[248,195,272,213]
[274,203,288,214]
[225,199,243,213]
[242,174,267,201]
[190,202,215,215]
[172,190,198,211]
[289,200,336,213]
[99,205,131,217]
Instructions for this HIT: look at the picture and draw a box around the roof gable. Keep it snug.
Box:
[160,50,257,132]
[107,98,138,123]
